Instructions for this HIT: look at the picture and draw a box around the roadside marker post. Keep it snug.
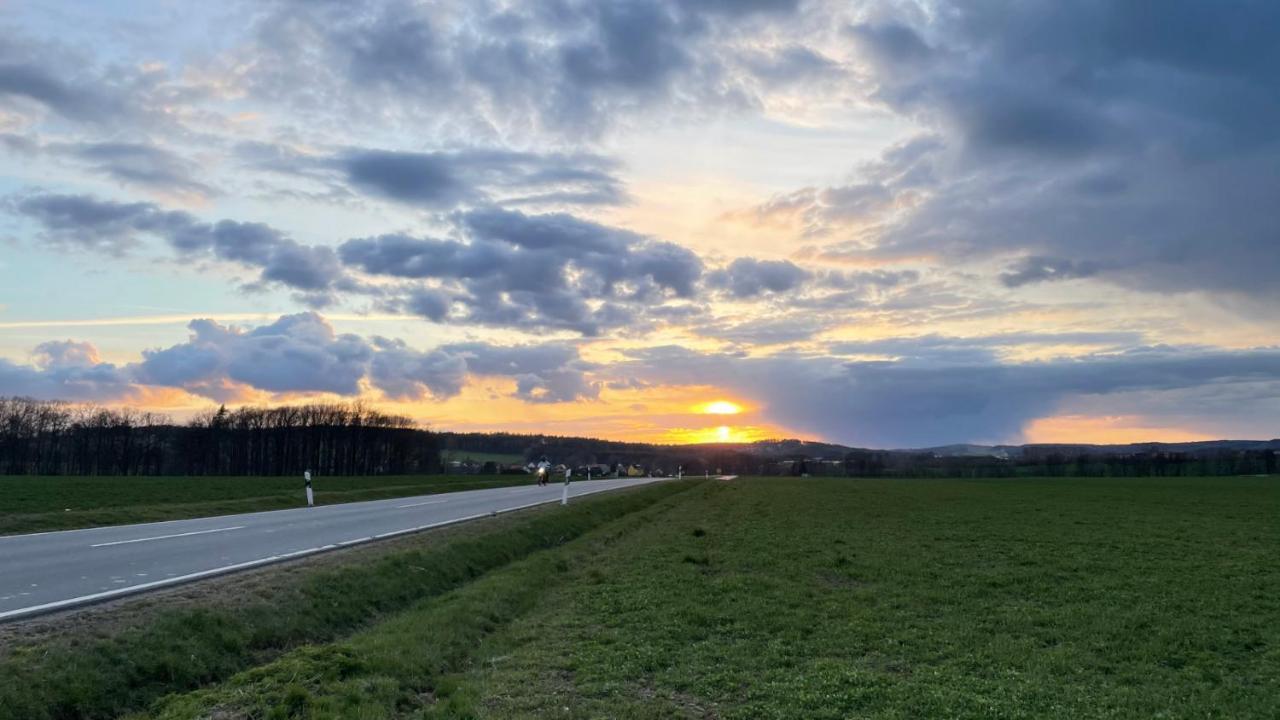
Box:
[562,467,571,506]
[304,470,314,507]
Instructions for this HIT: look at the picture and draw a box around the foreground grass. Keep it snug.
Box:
[0,474,536,534]
[0,479,700,720]
[144,476,1277,719]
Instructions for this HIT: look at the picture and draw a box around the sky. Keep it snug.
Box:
[1,0,1278,448]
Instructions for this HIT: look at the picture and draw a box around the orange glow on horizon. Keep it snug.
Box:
[1024,415,1216,444]
[662,424,774,444]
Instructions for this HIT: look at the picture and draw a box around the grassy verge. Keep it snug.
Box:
[141,482,708,719]
[154,476,1278,719]
[0,474,535,535]
[0,479,701,720]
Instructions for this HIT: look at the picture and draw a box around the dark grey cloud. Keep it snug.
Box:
[999,256,1103,288]
[12,191,712,335]
[342,207,704,334]
[836,0,1280,299]
[828,332,1144,365]
[11,193,168,254]
[0,61,121,122]
[63,141,214,198]
[739,46,840,86]
[615,343,1280,446]
[368,337,469,401]
[846,20,933,68]
[706,257,809,298]
[13,193,353,300]
[238,0,809,137]
[438,341,599,403]
[341,150,471,206]
[0,34,187,130]
[240,143,627,209]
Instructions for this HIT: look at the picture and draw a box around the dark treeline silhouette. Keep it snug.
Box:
[0,397,438,476]
[442,432,1279,478]
[3,396,1274,478]
[437,432,761,476]
[839,448,1280,478]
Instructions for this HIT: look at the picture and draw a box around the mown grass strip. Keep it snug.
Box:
[141,483,712,719]
[0,479,702,720]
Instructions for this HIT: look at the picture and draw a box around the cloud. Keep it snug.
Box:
[342,207,704,334]
[13,193,354,300]
[438,341,599,403]
[999,256,1103,288]
[0,34,187,131]
[368,337,470,401]
[12,193,162,254]
[231,0,813,138]
[134,313,373,398]
[121,312,599,403]
[234,141,629,209]
[706,257,809,298]
[831,0,1280,299]
[828,332,1144,364]
[0,61,122,123]
[0,340,135,402]
[63,141,215,198]
[12,192,718,335]
[693,314,828,345]
[614,343,1280,447]
[341,150,472,206]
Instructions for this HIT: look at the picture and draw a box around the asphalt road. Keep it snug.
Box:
[0,476,667,622]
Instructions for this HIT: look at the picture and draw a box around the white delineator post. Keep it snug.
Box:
[562,467,571,505]
[304,470,314,507]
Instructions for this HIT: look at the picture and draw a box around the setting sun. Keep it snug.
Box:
[700,400,743,415]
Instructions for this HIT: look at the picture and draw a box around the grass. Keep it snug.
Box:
[138,476,1277,719]
[0,474,539,535]
[0,479,701,720]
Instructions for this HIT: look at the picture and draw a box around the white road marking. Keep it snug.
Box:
[1,478,664,621]
[395,499,448,508]
[90,525,245,548]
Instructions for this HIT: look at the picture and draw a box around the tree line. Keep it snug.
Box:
[838,448,1279,478]
[0,397,439,476]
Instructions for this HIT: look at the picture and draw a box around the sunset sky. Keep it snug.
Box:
[1,0,1278,447]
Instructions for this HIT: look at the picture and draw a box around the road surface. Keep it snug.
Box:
[0,476,667,622]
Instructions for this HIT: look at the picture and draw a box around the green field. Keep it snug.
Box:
[0,474,537,535]
[4,477,1277,719]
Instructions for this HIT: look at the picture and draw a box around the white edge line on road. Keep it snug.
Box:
[0,479,664,623]
[395,499,449,509]
[89,525,246,548]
